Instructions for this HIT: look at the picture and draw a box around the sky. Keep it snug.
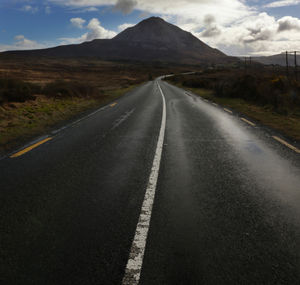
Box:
[0,0,300,56]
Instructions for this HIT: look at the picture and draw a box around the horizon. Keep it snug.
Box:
[0,0,300,57]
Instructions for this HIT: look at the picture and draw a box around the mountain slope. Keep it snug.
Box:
[253,53,299,66]
[1,17,236,65]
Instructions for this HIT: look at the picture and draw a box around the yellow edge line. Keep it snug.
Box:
[224,108,233,114]
[10,137,52,158]
[241,118,256,127]
[110,102,117,107]
[272,136,300,154]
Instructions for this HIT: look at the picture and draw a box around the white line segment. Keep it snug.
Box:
[122,81,167,284]
[241,118,256,127]
[112,109,135,130]
[272,136,300,153]
[224,108,233,114]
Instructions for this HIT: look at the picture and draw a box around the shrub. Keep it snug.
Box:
[0,78,37,104]
[43,80,99,98]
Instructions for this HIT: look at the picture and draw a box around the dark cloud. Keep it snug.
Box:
[204,14,216,26]
[200,14,221,37]
[278,17,300,32]
[114,0,137,15]
[201,26,221,37]
[243,28,273,43]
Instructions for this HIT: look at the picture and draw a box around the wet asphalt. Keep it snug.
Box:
[0,79,299,284]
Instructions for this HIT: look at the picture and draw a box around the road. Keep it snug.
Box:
[0,79,300,284]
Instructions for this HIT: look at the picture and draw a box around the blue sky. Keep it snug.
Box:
[0,0,300,56]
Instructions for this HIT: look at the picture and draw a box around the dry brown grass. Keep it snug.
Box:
[0,56,191,88]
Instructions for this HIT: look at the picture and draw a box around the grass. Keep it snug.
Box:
[170,82,300,141]
[0,84,139,153]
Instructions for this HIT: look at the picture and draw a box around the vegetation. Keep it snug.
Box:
[0,78,38,104]
[0,84,138,152]
[166,69,300,141]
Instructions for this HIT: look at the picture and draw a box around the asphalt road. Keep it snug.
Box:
[0,79,300,285]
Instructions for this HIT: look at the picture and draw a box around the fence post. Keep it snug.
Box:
[286,51,289,78]
[295,51,298,81]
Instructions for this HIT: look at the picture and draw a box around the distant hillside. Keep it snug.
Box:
[1,17,237,65]
[253,53,299,66]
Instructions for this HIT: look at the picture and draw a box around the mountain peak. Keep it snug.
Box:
[114,16,194,44]
[2,16,235,65]
[140,16,166,24]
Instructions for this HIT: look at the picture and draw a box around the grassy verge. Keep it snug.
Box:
[170,82,300,141]
[0,84,138,153]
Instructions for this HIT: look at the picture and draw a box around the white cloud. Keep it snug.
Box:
[0,35,46,52]
[21,5,38,13]
[48,0,252,25]
[192,13,300,56]
[86,18,116,39]
[45,6,52,14]
[60,18,116,44]
[70,7,99,13]
[264,0,300,8]
[278,16,300,32]
[118,23,135,31]
[70,17,86,28]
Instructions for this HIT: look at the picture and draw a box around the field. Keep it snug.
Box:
[0,56,195,153]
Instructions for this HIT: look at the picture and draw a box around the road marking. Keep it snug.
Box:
[224,108,233,114]
[10,137,52,158]
[212,103,218,106]
[51,105,109,135]
[110,102,117,107]
[122,81,166,285]
[272,136,300,153]
[111,109,135,130]
[241,118,256,127]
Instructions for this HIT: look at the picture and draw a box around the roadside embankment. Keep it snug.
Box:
[166,71,300,141]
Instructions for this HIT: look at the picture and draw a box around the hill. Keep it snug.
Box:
[1,17,236,65]
[253,53,299,66]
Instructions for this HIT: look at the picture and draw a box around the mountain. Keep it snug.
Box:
[1,17,236,65]
[253,53,299,66]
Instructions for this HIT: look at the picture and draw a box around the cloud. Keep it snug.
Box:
[45,6,51,14]
[60,18,116,44]
[118,23,135,31]
[193,12,300,56]
[200,15,221,37]
[0,35,46,52]
[71,7,99,13]
[264,0,300,8]
[10,0,300,56]
[48,0,252,25]
[114,0,137,14]
[278,16,300,32]
[21,5,38,13]
[86,18,116,39]
[71,17,86,28]
[14,35,45,49]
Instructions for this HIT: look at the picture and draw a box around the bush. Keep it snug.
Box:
[182,78,212,89]
[43,80,99,98]
[0,78,37,104]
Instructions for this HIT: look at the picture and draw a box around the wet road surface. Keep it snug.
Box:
[0,79,299,284]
